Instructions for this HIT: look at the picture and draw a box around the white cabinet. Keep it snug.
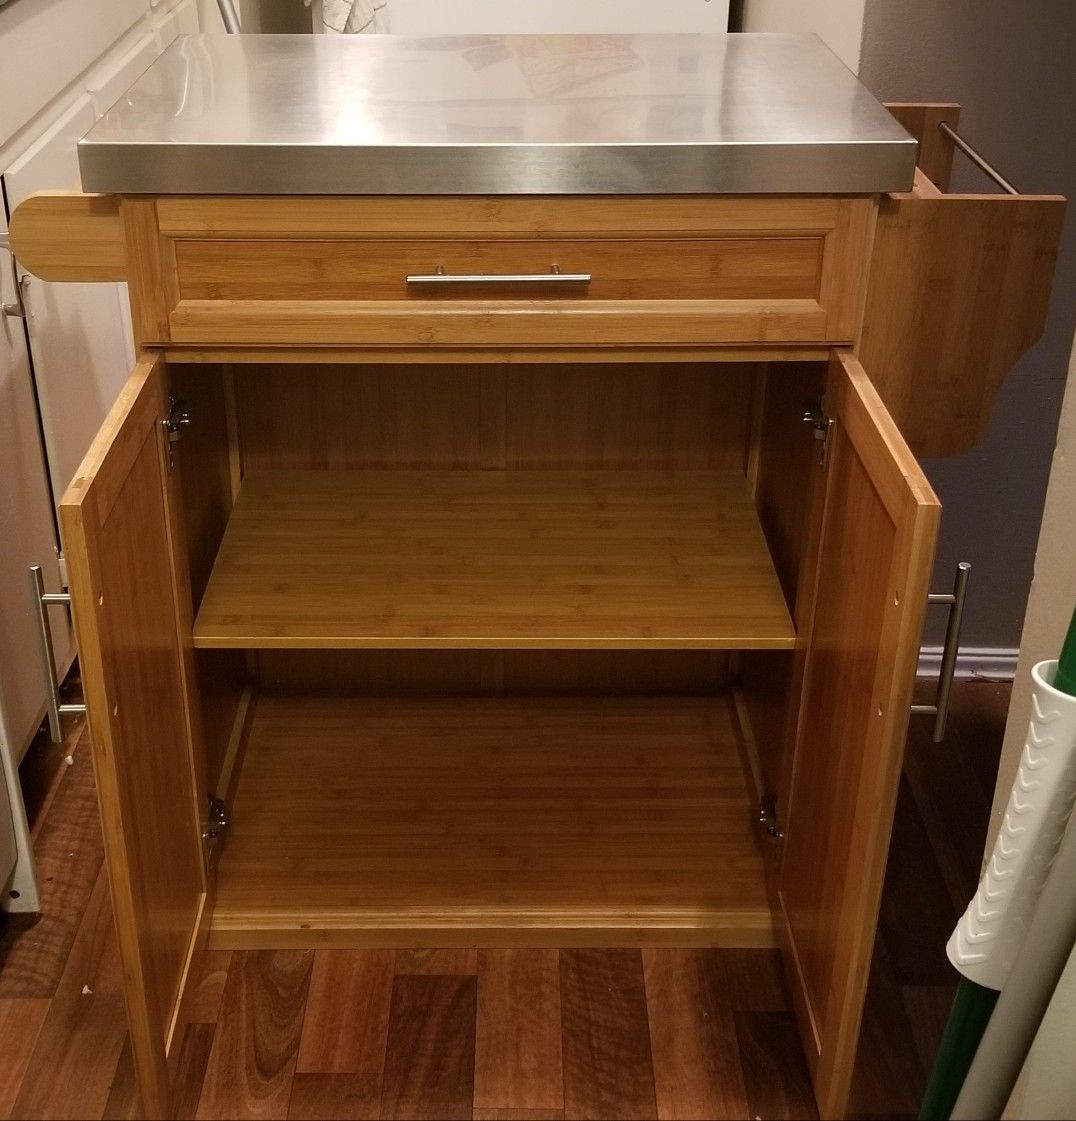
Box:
[0,0,151,145]
[387,0,731,34]
[0,212,58,912]
[154,0,202,45]
[0,0,203,915]
[3,96,136,508]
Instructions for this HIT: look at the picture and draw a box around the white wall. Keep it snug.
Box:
[739,0,866,71]
[996,332,1076,1118]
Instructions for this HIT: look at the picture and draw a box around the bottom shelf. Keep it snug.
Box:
[210,694,773,948]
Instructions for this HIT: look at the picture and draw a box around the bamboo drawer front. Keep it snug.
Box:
[126,195,874,348]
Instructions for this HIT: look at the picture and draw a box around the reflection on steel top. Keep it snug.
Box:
[79,32,916,195]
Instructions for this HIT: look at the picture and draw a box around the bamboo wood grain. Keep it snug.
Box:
[233,361,756,475]
[777,352,940,1118]
[192,470,795,651]
[165,346,833,365]
[7,192,125,281]
[858,175,1065,457]
[122,200,171,346]
[154,195,848,237]
[883,103,961,191]
[130,195,871,347]
[176,236,824,302]
[210,695,772,948]
[168,297,832,347]
[60,354,208,1119]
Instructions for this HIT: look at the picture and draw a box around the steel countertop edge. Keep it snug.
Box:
[78,32,917,196]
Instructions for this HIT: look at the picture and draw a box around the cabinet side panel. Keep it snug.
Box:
[738,361,826,804]
[858,193,1064,457]
[170,363,249,794]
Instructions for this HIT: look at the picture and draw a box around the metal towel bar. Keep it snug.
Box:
[939,121,1019,195]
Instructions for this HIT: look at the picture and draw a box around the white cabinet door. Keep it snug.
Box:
[88,32,159,117]
[3,95,135,507]
[155,0,201,46]
[388,0,730,34]
[0,0,151,146]
[0,212,58,912]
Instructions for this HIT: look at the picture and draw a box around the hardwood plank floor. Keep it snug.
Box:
[474,950,562,1114]
[380,975,478,1120]
[297,951,394,1075]
[642,949,748,1120]
[0,680,1010,1119]
[196,950,313,1120]
[560,949,657,1121]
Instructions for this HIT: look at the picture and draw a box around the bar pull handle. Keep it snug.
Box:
[0,232,28,319]
[29,565,87,744]
[938,122,1019,195]
[911,561,971,743]
[407,264,591,287]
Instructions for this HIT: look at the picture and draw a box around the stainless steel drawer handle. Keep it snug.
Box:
[911,561,971,743]
[0,232,28,320]
[29,565,87,743]
[406,264,591,286]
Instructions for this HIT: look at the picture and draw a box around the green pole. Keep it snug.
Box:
[919,980,999,1119]
[1054,608,1076,696]
[919,604,1076,1120]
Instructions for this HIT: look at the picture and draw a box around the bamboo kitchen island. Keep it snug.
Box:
[9,32,1065,1118]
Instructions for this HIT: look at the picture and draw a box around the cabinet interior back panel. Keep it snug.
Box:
[234,362,756,472]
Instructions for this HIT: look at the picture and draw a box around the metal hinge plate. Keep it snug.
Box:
[803,397,835,467]
[202,796,227,855]
[162,395,191,471]
[758,793,784,842]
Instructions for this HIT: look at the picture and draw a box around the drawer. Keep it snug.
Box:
[132,195,873,348]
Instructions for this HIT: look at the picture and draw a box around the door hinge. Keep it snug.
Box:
[758,794,784,842]
[56,550,69,591]
[202,796,227,855]
[803,397,835,467]
[162,395,191,471]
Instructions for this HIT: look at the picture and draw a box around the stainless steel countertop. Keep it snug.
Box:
[78,32,916,196]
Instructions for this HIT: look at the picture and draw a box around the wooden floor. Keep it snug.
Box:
[0,679,1009,1120]
[212,695,771,948]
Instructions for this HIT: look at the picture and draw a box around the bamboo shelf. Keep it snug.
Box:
[192,469,795,650]
[210,694,773,947]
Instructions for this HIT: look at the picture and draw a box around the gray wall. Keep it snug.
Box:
[858,0,1075,650]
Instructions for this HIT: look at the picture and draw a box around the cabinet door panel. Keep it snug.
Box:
[60,354,205,1120]
[778,351,939,1118]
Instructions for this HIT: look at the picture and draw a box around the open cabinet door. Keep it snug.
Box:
[60,354,206,1120]
[778,351,940,1118]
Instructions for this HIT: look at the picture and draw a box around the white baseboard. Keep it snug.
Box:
[917,646,1019,682]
